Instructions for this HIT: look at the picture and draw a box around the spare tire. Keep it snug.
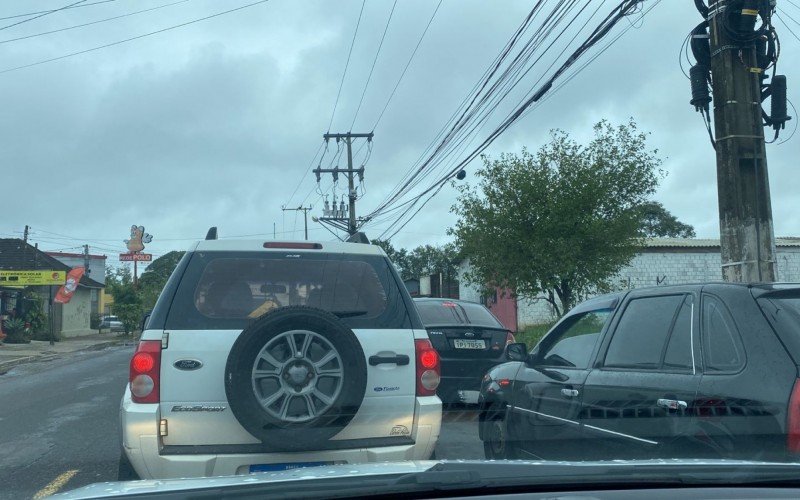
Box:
[225,306,367,451]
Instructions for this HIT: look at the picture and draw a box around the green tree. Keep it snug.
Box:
[637,201,696,238]
[451,120,664,317]
[373,240,459,281]
[138,251,185,311]
[106,266,141,335]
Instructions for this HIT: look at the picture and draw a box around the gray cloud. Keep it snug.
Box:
[0,0,798,263]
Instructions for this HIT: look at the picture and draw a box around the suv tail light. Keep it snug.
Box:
[130,340,161,404]
[505,331,516,346]
[415,339,440,397]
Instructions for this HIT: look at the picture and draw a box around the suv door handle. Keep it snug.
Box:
[369,354,410,366]
[561,388,579,398]
[657,398,688,411]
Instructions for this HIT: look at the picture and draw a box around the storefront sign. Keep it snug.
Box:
[0,270,66,286]
[119,253,152,262]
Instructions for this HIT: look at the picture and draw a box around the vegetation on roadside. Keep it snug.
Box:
[516,322,556,350]
[106,251,185,335]
[451,119,692,318]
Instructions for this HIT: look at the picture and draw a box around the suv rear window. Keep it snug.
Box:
[415,300,504,328]
[162,251,416,330]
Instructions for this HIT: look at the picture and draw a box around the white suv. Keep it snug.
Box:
[119,239,441,480]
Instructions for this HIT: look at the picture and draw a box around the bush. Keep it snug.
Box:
[90,312,102,330]
[3,318,31,344]
[23,294,48,336]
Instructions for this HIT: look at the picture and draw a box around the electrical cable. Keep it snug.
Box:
[369,0,612,228]
[285,141,325,208]
[0,0,87,32]
[370,0,443,131]
[0,0,271,75]
[776,99,798,145]
[327,0,366,132]
[372,0,657,239]
[349,0,398,130]
[0,0,191,45]
[0,1,118,21]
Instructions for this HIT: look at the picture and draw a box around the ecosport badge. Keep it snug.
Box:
[172,405,226,412]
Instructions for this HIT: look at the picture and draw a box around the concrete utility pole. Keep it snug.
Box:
[708,0,776,282]
[315,132,373,235]
[281,205,313,240]
[83,244,91,276]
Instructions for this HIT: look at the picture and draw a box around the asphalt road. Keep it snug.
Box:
[0,345,483,499]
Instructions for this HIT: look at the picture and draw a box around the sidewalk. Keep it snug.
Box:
[0,333,132,373]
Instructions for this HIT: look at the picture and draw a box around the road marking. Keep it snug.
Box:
[33,469,79,499]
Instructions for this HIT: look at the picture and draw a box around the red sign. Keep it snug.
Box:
[119,253,152,262]
[54,267,86,304]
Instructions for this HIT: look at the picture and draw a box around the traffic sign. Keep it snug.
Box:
[119,253,152,262]
[0,270,66,286]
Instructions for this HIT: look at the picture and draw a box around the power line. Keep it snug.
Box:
[285,140,325,208]
[0,0,119,21]
[0,0,271,75]
[349,0,398,130]
[0,0,88,32]
[0,0,191,45]
[371,0,442,131]
[372,0,657,240]
[327,0,366,132]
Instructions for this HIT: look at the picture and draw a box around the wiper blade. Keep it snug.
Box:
[331,310,368,318]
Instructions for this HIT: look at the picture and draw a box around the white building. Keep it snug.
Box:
[459,237,800,328]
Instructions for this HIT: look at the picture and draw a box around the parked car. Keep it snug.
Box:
[119,238,441,480]
[479,283,800,462]
[99,315,124,332]
[414,298,514,405]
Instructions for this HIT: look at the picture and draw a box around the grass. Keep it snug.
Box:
[515,322,556,350]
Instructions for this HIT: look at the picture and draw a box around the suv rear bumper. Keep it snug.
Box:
[120,389,441,480]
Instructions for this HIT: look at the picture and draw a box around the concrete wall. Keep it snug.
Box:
[460,247,800,329]
[60,288,93,338]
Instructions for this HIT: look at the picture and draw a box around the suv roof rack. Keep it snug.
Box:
[205,227,218,240]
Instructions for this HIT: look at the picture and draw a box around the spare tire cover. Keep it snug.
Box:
[225,306,367,451]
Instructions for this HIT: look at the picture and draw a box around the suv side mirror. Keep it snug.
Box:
[506,342,529,362]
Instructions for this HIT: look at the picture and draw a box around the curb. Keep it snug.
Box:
[0,339,129,374]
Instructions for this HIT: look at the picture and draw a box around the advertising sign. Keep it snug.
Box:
[0,270,66,286]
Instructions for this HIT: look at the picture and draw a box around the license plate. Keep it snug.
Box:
[454,339,485,349]
[249,461,333,473]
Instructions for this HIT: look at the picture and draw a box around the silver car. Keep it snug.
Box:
[118,239,442,480]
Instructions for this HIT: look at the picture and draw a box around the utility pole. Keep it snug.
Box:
[315,132,373,235]
[707,0,779,282]
[83,244,91,276]
[23,225,29,244]
[282,205,313,240]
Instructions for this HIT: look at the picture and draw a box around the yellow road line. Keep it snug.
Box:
[33,469,79,499]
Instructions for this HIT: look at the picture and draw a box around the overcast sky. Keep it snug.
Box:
[0,0,798,268]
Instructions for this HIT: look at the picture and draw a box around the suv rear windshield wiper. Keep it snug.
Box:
[330,310,369,318]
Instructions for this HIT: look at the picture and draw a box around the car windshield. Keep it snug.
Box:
[415,300,504,328]
[2,0,798,498]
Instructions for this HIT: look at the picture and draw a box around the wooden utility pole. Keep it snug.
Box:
[708,0,776,282]
[282,205,313,240]
[315,132,373,235]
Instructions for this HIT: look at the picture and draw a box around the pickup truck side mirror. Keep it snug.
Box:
[505,342,529,362]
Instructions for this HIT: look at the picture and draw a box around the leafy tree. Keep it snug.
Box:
[373,240,459,281]
[451,120,664,317]
[138,251,185,311]
[637,201,696,238]
[106,266,141,335]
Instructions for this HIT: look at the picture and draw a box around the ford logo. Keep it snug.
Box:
[174,359,203,371]
[464,332,475,337]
